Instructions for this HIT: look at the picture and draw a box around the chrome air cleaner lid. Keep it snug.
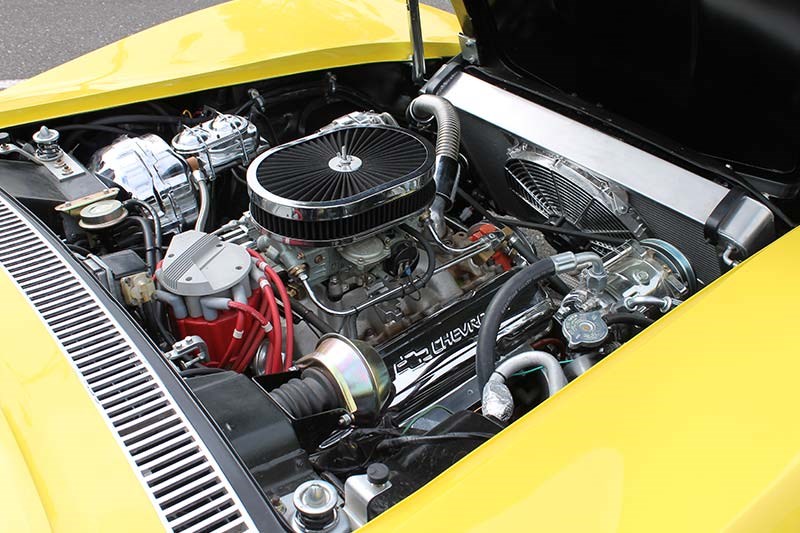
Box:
[247,124,435,246]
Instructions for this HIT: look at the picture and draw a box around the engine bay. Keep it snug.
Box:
[0,61,787,530]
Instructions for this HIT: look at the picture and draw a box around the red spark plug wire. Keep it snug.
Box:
[218,309,246,369]
[228,301,268,326]
[246,248,294,371]
[237,280,281,374]
[263,265,294,370]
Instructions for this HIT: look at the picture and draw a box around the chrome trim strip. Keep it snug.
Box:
[0,196,255,533]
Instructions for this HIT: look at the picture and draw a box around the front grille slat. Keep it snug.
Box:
[186,514,247,533]
[0,199,253,532]
[155,472,219,504]
[108,394,168,424]
[169,495,235,531]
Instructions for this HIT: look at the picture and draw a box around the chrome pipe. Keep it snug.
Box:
[406,0,426,84]
[424,218,497,254]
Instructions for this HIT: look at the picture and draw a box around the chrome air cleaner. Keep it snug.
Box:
[247,124,435,246]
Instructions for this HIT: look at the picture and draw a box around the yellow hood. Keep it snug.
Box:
[0,0,460,129]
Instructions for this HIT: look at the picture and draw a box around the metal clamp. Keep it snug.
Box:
[624,295,681,313]
[166,336,210,369]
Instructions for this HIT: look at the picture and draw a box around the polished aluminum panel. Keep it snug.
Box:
[438,72,773,259]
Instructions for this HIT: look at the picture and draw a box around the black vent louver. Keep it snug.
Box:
[248,125,435,246]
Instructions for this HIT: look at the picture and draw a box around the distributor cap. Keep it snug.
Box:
[157,230,251,297]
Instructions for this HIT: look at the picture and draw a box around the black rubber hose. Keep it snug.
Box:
[604,312,655,328]
[58,124,132,135]
[494,215,628,245]
[510,239,571,295]
[270,367,342,419]
[456,187,626,245]
[232,84,382,115]
[124,199,163,263]
[475,258,557,390]
[376,432,495,451]
[66,243,92,256]
[153,301,176,347]
[127,216,157,275]
[88,114,204,127]
[291,299,335,334]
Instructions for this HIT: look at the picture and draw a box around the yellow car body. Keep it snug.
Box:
[0,0,460,129]
[0,1,798,531]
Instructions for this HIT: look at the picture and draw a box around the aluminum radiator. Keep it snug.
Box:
[438,72,774,284]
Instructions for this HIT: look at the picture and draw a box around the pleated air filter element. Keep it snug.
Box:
[247,125,435,246]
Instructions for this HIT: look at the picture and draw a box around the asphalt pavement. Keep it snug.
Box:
[0,0,454,83]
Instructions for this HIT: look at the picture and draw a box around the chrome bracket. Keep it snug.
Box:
[459,33,479,64]
[166,335,210,369]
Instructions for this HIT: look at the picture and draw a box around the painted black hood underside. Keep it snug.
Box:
[456,0,800,197]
